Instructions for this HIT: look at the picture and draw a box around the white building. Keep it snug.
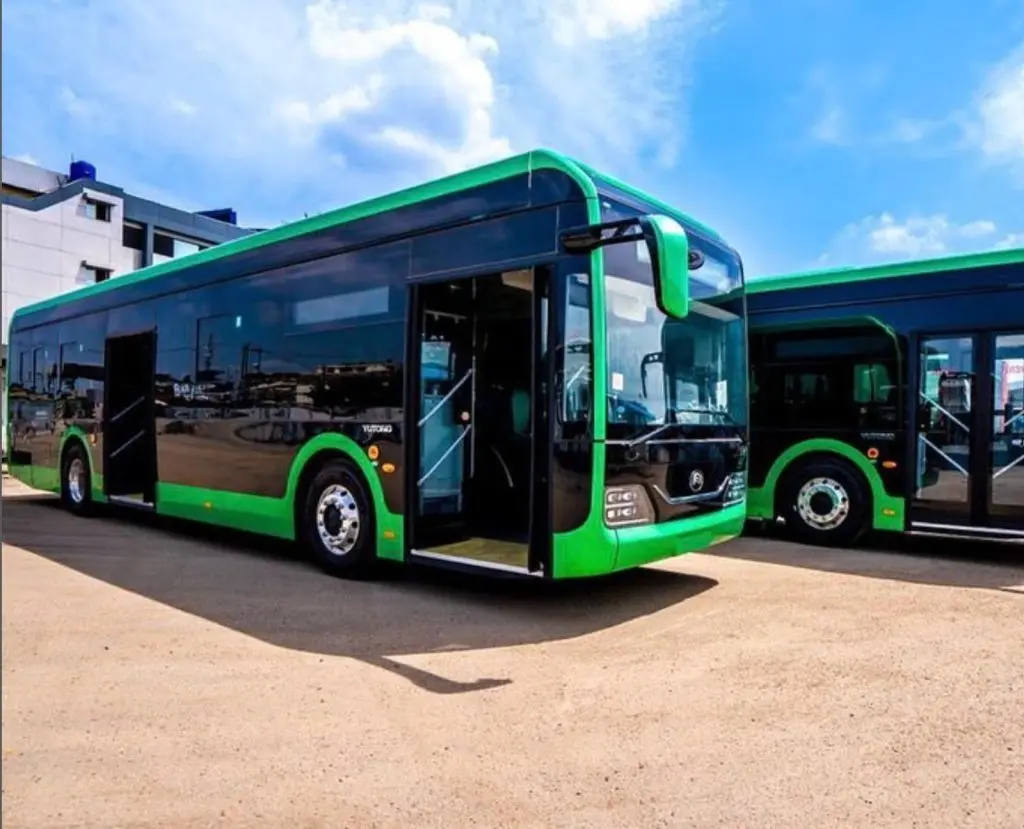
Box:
[1,155,253,455]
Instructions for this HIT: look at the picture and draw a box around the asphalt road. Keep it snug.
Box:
[2,477,1022,828]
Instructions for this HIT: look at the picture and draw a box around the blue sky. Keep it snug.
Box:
[3,0,1022,278]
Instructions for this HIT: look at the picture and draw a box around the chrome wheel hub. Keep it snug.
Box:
[796,476,849,530]
[315,485,360,555]
[67,458,86,504]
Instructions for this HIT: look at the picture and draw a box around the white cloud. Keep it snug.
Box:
[2,0,717,224]
[811,104,846,145]
[548,0,691,44]
[975,45,1024,170]
[957,219,999,238]
[283,2,511,173]
[819,212,1019,266]
[995,232,1024,250]
[169,99,197,117]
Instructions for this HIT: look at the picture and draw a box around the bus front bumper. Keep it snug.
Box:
[612,501,747,572]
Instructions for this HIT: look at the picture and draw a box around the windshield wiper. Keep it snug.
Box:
[622,409,739,448]
[626,421,678,447]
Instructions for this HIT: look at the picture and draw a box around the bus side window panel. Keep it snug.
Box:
[6,343,30,462]
[275,243,407,424]
[57,313,108,428]
[26,333,59,469]
[853,360,898,428]
[550,263,595,535]
[556,269,593,436]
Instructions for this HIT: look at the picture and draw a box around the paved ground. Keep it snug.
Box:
[2,475,1023,829]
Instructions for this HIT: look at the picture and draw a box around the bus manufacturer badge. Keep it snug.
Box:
[689,469,705,493]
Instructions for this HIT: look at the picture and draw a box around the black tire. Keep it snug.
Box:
[779,458,869,547]
[299,459,377,578]
[60,442,95,517]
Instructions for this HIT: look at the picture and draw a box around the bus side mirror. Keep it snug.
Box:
[639,214,690,319]
[559,213,692,319]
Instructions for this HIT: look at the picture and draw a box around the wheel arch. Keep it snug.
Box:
[58,426,103,501]
[282,433,403,559]
[763,439,883,521]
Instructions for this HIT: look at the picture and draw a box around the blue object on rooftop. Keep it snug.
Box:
[68,160,96,182]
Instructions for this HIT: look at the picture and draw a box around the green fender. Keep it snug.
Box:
[283,433,405,561]
[57,425,107,501]
[745,438,905,532]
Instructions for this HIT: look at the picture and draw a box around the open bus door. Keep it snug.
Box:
[912,332,1024,540]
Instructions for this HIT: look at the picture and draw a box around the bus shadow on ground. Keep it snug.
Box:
[723,522,1024,593]
[0,492,717,695]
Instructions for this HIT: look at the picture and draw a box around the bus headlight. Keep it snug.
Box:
[604,485,655,527]
[723,471,746,506]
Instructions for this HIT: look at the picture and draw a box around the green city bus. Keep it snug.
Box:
[746,247,1024,546]
[5,149,750,579]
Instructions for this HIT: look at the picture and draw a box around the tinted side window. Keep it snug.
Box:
[755,327,902,430]
[108,301,155,337]
[247,241,408,329]
[189,242,409,412]
[30,332,59,397]
[57,313,107,419]
[780,368,840,426]
[156,288,209,410]
[411,208,558,278]
[273,323,405,416]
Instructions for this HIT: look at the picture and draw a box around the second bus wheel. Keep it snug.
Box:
[781,458,869,547]
[300,459,377,578]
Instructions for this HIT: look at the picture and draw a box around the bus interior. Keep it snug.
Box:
[409,269,547,572]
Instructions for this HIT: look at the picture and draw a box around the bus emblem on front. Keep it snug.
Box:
[689,469,705,492]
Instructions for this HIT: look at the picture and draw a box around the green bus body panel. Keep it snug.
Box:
[745,438,905,532]
[550,193,610,576]
[155,433,405,560]
[613,503,746,572]
[155,483,292,539]
[8,463,60,494]
[553,500,746,579]
[10,149,600,322]
[748,246,1024,295]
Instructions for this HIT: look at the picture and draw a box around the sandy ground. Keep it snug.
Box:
[2,474,1023,829]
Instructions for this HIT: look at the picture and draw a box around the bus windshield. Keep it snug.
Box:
[603,237,747,429]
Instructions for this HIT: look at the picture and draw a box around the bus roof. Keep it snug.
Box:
[10,148,721,323]
[748,245,1024,295]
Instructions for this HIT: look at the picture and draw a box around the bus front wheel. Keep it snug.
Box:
[60,442,95,517]
[780,458,869,548]
[299,458,376,578]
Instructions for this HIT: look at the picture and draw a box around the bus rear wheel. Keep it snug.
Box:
[300,458,376,578]
[781,458,868,547]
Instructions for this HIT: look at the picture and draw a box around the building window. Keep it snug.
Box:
[122,221,146,270]
[77,264,113,284]
[78,197,112,222]
[153,231,206,263]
